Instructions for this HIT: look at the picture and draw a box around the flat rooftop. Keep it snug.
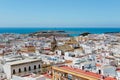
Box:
[5,58,42,66]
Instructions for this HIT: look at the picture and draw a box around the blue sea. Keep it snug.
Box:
[0,27,120,36]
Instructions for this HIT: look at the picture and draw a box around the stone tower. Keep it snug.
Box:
[51,36,57,52]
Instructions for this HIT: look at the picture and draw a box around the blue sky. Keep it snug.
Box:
[0,0,120,27]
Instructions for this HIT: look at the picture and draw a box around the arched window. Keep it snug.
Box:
[24,67,27,72]
[34,65,36,69]
[38,64,41,68]
[19,68,21,73]
[13,69,16,74]
[29,66,31,71]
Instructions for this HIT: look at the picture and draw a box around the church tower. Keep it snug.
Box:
[51,36,57,52]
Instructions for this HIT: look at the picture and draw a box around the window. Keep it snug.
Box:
[29,66,31,71]
[13,69,16,74]
[34,65,36,69]
[24,67,27,72]
[19,68,21,73]
[98,70,101,74]
[38,64,41,68]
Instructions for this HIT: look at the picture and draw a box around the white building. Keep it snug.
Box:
[0,64,6,80]
[3,58,42,79]
[12,74,45,80]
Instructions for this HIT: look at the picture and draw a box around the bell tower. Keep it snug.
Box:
[51,36,57,52]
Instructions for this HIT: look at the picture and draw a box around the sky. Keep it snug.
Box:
[0,0,120,28]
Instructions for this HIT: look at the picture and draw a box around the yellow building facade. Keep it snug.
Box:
[52,65,116,80]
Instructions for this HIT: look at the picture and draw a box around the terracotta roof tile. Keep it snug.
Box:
[58,66,116,80]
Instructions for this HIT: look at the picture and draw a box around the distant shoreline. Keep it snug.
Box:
[0,28,120,36]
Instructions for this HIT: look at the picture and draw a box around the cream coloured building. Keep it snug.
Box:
[3,58,42,79]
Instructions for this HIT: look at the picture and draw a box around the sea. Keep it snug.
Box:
[0,27,120,36]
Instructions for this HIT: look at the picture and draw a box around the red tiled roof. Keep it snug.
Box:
[60,66,101,79]
[104,77,116,80]
[96,63,101,67]
[0,45,5,48]
[59,66,116,80]
[116,69,120,72]
[44,73,52,79]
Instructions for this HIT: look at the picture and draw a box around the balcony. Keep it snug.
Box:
[13,68,41,77]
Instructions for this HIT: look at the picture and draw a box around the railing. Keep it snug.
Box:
[13,68,41,76]
[52,66,100,80]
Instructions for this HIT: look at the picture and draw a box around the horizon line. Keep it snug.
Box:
[0,26,120,28]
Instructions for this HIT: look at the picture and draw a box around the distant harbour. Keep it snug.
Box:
[0,27,120,36]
